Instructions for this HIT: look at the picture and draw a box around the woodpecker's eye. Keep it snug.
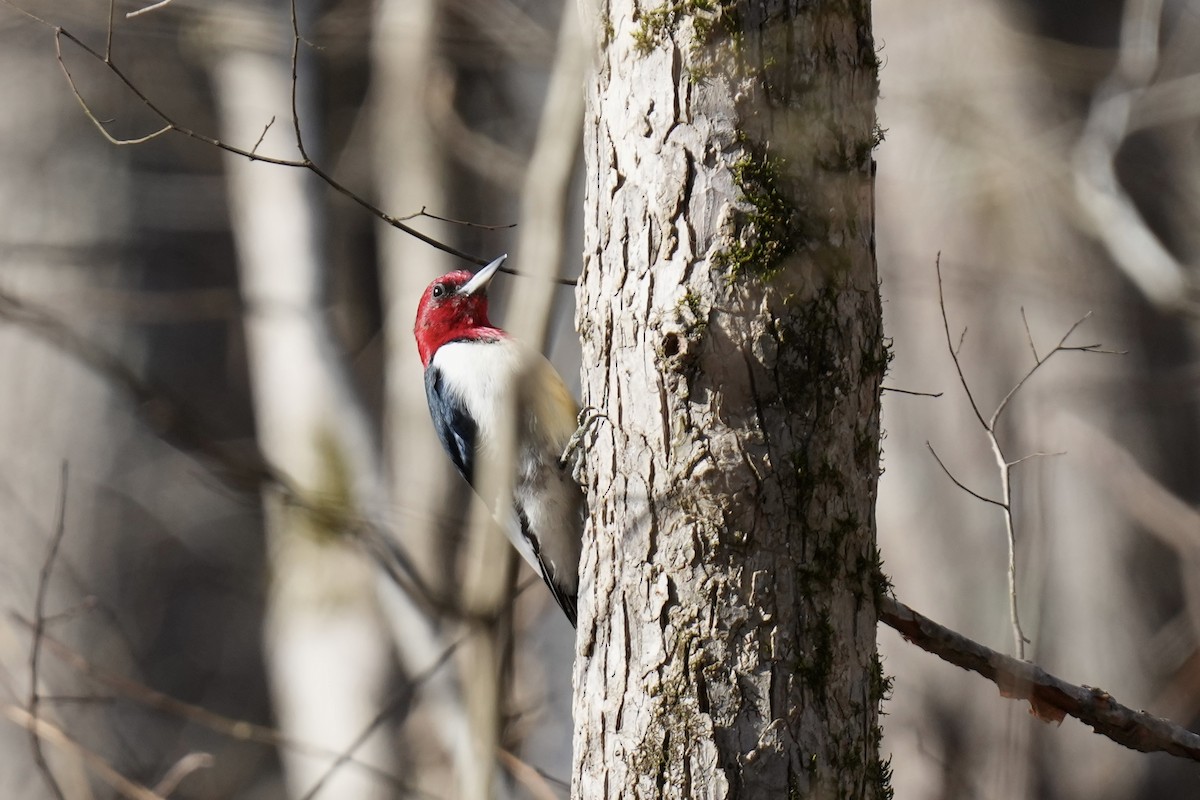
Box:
[431,283,447,299]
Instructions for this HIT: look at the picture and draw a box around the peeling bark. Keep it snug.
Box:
[573,1,887,797]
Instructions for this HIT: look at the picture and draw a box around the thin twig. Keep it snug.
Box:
[28,463,70,800]
[925,442,1004,508]
[1007,451,1065,468]
[56,30,173,146]
[990,311,1095,428]
[1019,307,1039,363]
[880,595,1200,762]
[105,0,115,61]
[935,255,988,430]
[125,0,175,20]
[287,0,308,164]
[250,116,275,156]
[881,386,943,398]
[18,7,577,284]
[933,259,1122,659]
[398,206,518,230]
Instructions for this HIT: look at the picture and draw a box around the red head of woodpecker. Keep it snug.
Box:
[413,255,583,626]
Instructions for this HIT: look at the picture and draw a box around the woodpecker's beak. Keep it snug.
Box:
[459,254,506,296]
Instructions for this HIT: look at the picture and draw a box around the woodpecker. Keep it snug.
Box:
[413,255,583,626]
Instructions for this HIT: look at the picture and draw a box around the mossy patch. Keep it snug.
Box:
[713,146,808,282]
[796,609,835,705]
[632,0,724,55]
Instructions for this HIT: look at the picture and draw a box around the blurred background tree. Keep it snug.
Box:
[0,0,1197,798]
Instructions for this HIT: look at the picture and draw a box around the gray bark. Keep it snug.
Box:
[573,2,887,798]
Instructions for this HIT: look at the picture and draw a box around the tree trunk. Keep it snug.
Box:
[572,2,888,798]
[206,4,395,797]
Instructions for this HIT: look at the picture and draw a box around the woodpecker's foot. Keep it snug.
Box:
[559,405,608,485]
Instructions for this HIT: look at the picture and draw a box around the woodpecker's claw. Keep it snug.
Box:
[559,405,609,486]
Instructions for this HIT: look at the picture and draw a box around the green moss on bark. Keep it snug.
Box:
[713,147,808,282]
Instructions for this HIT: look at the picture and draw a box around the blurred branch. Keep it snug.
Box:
[0,278,550,625]
[497,748,564,800]
[296,639,461,800]
[1129,72,1200,132]
[0,271,544,631]
[1071,0,1200,313]
[428,64,527,187]
[4,705,170,800]
[0,0,579,285]
[10,614,427,795]
[932,255,1118,659]
[450,4,587,794]
[879,595,1200,763]
[1065,415,1200,557]
[126,0,175,20]
[512,0,584,348]
[28,463,69,800]
[443,0,556,65]
[0,283,467,625]
[0,284,273,492]
[151,753,214,797]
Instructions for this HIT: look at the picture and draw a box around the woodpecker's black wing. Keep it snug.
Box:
[532,547,577,627]
[424,367,476,484]
[515,504,578,627]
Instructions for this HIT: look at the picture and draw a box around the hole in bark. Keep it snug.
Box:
[663,332,680,357]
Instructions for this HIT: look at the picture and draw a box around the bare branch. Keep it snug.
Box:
[880,596,1200,762]
[287,0,309,164]
[399,206,518,230]
[933,260,1124,659]
[498,748,565,800]
[17,7,577,283]
[1006,451,1065,468]
[1071,0,1200,312]
[151,752,213,797]
[935,255,989,430]
[4,705,167,800]
[0,285,470,621]
[250,116,275,156]
[10,615,421,794]
[56,30,173,146]
[881,386,943,398]
[296,640,462,800]
[926,442,1004,509]
[1019,307,1039,363]
[990,312,1115,429]
[20,1,581,285]
[1062,416,1200,558]
[0,285,274,492]
[28,463,69,800]
[125,0,176,20]
[105,0,115,61]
